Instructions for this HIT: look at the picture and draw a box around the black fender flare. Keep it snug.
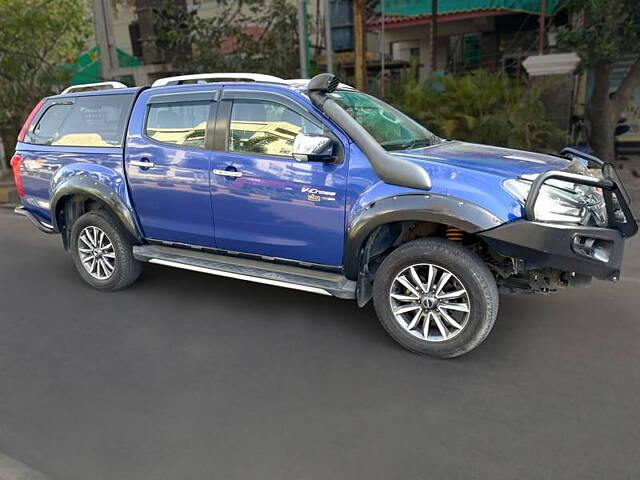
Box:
[343,194,501,279]
[50,176,142,241]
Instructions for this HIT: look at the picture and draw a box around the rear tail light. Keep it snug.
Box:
[10,154,25,199]
[17,100,45,142]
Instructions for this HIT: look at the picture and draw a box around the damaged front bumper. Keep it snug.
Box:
[479,220,625,281]
[481,152,637,284]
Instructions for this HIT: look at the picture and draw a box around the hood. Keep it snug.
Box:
[392,141,570,178]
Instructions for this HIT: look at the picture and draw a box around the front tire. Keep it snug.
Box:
[70,210,142,291]
[373,238,498,358]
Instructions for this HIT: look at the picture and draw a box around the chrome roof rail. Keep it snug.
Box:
[61,81,128,94]
[152,73,287,87]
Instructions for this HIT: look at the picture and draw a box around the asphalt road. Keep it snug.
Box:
[1,206,639,480]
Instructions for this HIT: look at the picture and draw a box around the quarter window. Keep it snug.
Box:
[27,94,134,147]
[30,104,73,144]
[228,100,323,157]
[145,101,210,150]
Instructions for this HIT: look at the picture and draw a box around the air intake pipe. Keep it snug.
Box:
[307,74,431,191]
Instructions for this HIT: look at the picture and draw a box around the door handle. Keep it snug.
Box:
[213,168,242,178]
[130,158,155,169]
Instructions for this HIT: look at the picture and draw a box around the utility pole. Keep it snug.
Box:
[323,0,334,74]
[93,0,118,81]
[430,0,438,74]
[353,0,367,91]
[538,0,547,55]
[297,0,311,78]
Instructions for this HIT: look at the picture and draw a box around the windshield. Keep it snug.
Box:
[328,90,441,151]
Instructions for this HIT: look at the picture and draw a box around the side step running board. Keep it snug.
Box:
[133,245,356,299]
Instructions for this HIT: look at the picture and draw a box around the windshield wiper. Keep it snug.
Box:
[411,139,437,148]
[381,138,435,151]
[382,140,415,151]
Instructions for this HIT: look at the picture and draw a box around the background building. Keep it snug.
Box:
[69,0,639,151]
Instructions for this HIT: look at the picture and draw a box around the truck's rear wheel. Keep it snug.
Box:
[373,238,498,358]
[70,210,141,291]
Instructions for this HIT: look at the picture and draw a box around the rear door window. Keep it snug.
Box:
[145,101,210,150]
[27,94,135,147]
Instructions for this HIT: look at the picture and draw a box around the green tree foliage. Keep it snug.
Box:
[557,0,640,162]
[387,69,566,152]
[150,0,300,79]
[0,0,90,167]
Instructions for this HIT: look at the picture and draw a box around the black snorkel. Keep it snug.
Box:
[307,73,432,191]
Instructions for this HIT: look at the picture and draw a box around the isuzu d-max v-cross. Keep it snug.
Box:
[11,73,637,357]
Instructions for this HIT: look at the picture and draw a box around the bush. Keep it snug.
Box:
[386,69,567,152]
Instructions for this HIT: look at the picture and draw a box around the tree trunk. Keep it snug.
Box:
[588,108,616,162]
[586,60,617,162]
[586,56,640,163]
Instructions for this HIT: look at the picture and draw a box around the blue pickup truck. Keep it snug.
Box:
[11,73,637,358]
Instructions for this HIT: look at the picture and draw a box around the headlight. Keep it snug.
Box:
[503,177,607,226]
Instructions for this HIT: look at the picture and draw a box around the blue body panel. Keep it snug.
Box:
[16,144,131,225]
[210,150,348,266]
[125,86,216,247]
[15,82,572,268]
[342,141,569,230]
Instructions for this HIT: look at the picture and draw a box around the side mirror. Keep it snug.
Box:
[292,133,335,162]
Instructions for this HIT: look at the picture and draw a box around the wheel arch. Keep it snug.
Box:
[344,194,501,281]
[51,176,142,249]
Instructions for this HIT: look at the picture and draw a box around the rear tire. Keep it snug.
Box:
[70,210,141,291]
[373,238,498,358]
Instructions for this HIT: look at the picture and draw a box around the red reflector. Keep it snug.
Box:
[10,154,25,199]
[17,100,45,142]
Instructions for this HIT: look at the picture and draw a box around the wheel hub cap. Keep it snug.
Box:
[422,293,438,309]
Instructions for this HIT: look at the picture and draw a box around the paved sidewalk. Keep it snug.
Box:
[0,171,18,205]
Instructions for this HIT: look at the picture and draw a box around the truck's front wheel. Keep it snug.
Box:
[373,238,498,358]
[70,211,141,291]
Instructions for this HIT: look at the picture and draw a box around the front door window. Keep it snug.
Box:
[228,99,323,157]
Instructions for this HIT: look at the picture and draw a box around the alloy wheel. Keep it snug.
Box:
[389,263,471,342]
[78,226,116,280]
